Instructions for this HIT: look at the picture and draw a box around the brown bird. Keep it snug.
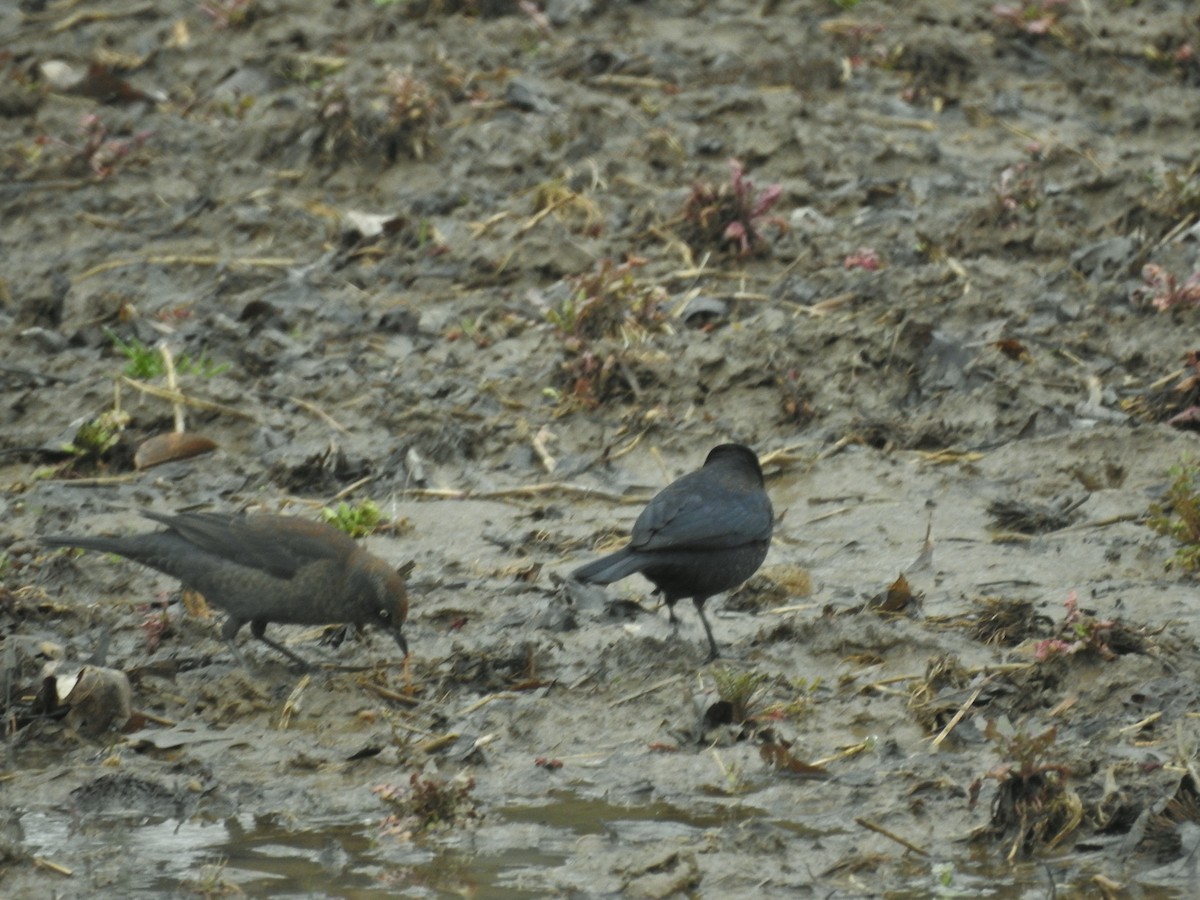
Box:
[43,511,409,669]
[572,443,773,660]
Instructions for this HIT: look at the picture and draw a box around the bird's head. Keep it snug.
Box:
[351,554,410,656]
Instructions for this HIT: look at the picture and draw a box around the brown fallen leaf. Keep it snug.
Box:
[134,432,217,469]
[872,572,915,613]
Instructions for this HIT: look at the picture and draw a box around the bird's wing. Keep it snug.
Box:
[629,478,772,552]
[143,512,341,579]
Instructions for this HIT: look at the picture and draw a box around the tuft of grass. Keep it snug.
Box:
[105,329,229,379]
[710,667,768,724]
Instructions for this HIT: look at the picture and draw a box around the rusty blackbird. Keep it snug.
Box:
[43,511,409,669]
[572,443,772,660]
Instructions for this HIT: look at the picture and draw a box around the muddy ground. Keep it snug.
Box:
[3,0,1200,896]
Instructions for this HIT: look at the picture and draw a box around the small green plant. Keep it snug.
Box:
[105,329,229,379]
[711,667,768,724]
[320,499,383,538]
[66,409,132,458]
[1147,460,1200,571]
[106,329,160,378]
[373,772,479,838]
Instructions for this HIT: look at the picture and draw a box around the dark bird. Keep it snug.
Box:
[43,511,409,669]
[572,443,773,660]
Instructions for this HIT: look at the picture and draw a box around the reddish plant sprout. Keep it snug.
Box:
[1032,590,1116,661]
[373,773,479,839]
[994,162,1042,216]
[680,159,788,258]
[140,605,172,653]
[992,0,1069,36]
[1135,265,1200,312]
[844,247,882,271]
[518,0,552,37]
[71,113,152,178]
[200,0,254,30]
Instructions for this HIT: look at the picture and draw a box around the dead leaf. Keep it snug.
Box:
[134,432,217,469]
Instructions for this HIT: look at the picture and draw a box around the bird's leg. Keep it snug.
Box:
[693,598,721,661]
[222,637,251,670]
[663,595,680,627]
[249,620,314,672]
[220,616,252,669]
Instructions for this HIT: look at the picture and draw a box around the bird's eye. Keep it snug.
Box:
[378,609,390,621]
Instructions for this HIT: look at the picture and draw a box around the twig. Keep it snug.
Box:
[287,395,348,433]
[158,343,185,433]
[532,426,557,474]
[764,602,820,616]
[77,254,295,282]
[516,194,576,235]
[132,709,177,727]
[1118,711,1163,735]
[457,692,519,716]
[278,674,310,730]
[120,376,256,420]
[787,291,858,318]
[862,673,924,688]
[610,675,683,706]
[589,73,673,91]
[468,211,510,238]
[33,857,73,876]
[1051,513,1142,534]
[330,476,374,503]
[854,817,929,856]
[931,680,988,748]
[59,475,139,486]
[361,680,420,707]
[389,717,436,738]
[50,3,154,32]
[416,732,460,754]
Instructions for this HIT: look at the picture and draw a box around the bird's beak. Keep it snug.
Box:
[392,627,409,657]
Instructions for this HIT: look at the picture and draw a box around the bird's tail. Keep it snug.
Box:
[571,548,645,585]
[42,535,130,555]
